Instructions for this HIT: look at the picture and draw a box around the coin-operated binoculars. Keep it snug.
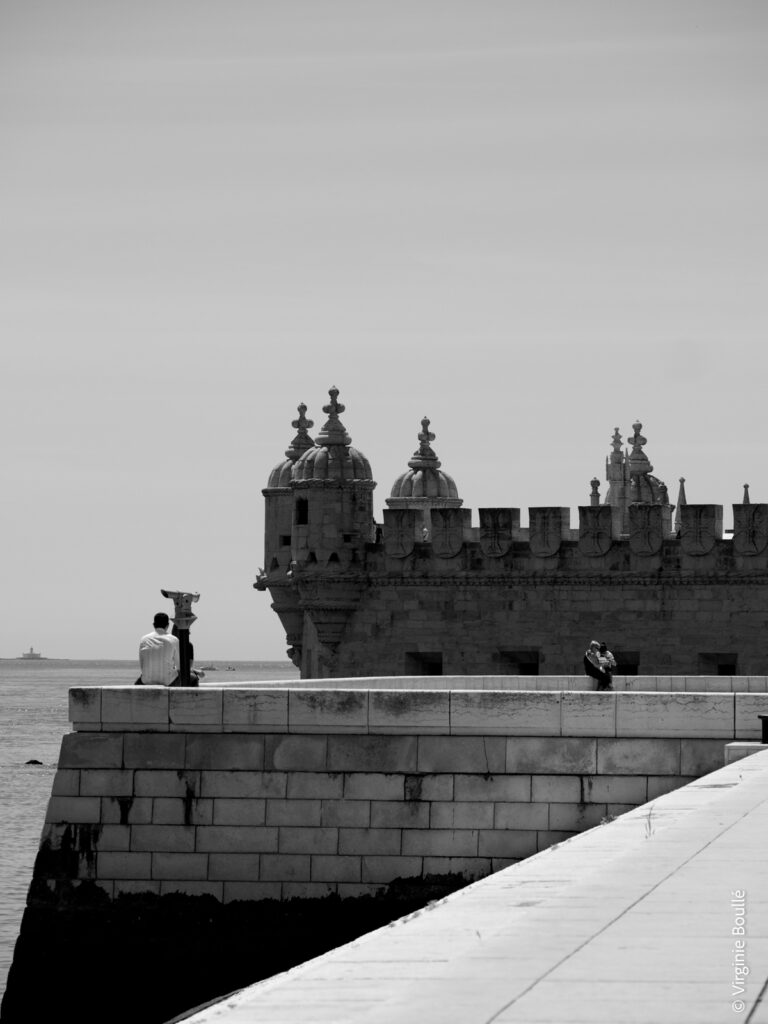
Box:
[161,589,200,687]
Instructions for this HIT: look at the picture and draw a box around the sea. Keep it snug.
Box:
[0,658,299,1001]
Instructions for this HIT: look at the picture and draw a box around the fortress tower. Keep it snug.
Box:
[260,387,375,677]
[257,401,768,679]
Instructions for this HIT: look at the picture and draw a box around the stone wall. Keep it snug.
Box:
[36,684,768,900]
[6,681,767,1024]
[260,496,768,678]
[323,572,768,678]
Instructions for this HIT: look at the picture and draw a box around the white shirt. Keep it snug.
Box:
[139,628,179,685]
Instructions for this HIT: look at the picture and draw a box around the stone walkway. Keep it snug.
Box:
[177,748,768,1024]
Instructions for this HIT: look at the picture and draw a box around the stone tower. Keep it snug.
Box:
[258,386,376,677]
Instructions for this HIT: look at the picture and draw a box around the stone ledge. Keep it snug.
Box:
[69,687,768,740]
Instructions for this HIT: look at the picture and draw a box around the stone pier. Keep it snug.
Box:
[2,677,767,1024]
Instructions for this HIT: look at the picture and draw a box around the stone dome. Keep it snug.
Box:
[293,444,373,483]
[266,403,314,489]
[292,387,373,484]
[390,466,459,499]
[388,418,461,502]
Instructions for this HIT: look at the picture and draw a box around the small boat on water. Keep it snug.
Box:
[200,665,218,671]
[19,647,45,660]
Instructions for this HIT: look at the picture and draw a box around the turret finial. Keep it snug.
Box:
[743,483,751,505]
[408,416,441,470]
[314,386,352,447]
[284,402,315,461]
[590,478,601,507]
[628,420,653,475]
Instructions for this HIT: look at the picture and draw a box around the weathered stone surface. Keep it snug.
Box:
[223,690,288,732]
[369,690,449,734]
[616,693,734,738]
[289,690,368,733]
[506,738,597,775]
[561,693,616,737]
[124,734,184,770]
[597,738,680,775]
[450,692,561,736]
[418,736,506,774]
[60,733,123,769]
[101,688,168,726]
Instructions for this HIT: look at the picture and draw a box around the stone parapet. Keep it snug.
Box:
[70,685,768,737]
[25,685,766,905]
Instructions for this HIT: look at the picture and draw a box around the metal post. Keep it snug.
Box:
[161,590,200,687]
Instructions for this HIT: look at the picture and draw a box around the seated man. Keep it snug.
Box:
[137,612,180,686]
[583,639,612,691]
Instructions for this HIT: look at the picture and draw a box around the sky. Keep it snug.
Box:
[0,0,766,661]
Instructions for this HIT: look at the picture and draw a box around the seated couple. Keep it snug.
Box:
[584,640,616,691]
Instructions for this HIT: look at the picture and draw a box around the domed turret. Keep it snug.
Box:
[290,386,376,566]
[293,387,373,484]
[267,403,315,489]
[389,417,460,500]
[386,418,462,539]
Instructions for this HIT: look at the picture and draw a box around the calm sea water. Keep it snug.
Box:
[0,658,298,1000]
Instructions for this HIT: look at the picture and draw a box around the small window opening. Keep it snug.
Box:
[494,650,540,675]
[295,499,309,526]
[698,652,737,676]
[613,651,639,676]
[404,652,443,675]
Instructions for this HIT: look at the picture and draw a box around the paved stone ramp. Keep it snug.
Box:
[178,748,768,1024]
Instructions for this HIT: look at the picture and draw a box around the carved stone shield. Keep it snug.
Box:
[529,508,567,558]
[629,503,664,557]
[431,508,464,558]
[733,504,768,557]
[382,509,417,558]
[479,508,515,558]
[578,506,613,558]
[679,505,722,556]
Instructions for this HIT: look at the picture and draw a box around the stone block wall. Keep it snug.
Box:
[326,577,768,677]
[32,685,768,903]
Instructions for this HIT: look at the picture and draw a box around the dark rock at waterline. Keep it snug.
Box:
[25,759,43,765]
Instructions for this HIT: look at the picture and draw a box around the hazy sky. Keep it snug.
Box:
[1,1,766,660]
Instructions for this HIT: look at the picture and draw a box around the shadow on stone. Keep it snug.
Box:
[1,876,468,1024]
